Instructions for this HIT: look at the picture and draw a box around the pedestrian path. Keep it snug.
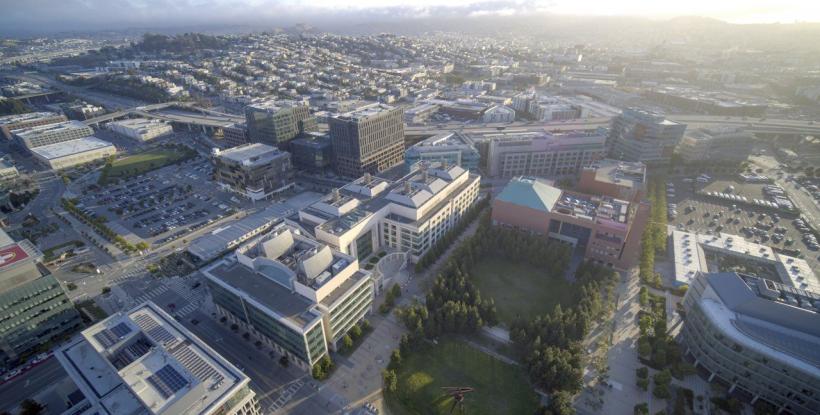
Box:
[166,278,205,317]
[269,379,305,413]
[134,285,169,304]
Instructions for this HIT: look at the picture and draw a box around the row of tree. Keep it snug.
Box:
[640,178,667,287]
[510,261,619,396]
[414,195,489,272]
[61,198,140,252]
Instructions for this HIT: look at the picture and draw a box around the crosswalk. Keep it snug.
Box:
[166,278,206,317]
[269,379,306,413]
[111,268,145,284]
[134,285,169,304]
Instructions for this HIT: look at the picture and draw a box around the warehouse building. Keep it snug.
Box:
[30,136,117,170]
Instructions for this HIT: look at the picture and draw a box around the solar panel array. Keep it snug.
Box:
[111,322,132,337]
[146,365,188,399]
[132,314,179,348]
[93,322,133,348]
[171,346,224,385]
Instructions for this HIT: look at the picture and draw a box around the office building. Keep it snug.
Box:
[108,118,173,142]
[680,272,819,415]
[405,131,480,171]
[482,105,515,123]
[492,176,649,270]
[245,100,311,147]
[676,127,755,163]
[299,162,481,262]
[203,221,374,370]
[578,159,647,203]
[30,136,117,170]
[223,123,249,148]
[404,103,439,124]
[13,120,94,150]
[329,103,405,178]
[55,301,260,415]
[187,205,294,263]
[0,111,67,140]
[529,97,583,122]
[484,129,607,178]
[0,229,81,366]
[669,230,818,292]
[212,143,294,201]
[290,133,333,172]
[608,108,687,164]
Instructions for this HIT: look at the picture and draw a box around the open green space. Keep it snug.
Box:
[42,240,85,261]
[471,257,575,324]
[387,339,538,415]
[99,146,195,185]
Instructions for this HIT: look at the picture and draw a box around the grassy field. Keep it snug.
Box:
[99,147,193,185]
[471,257,575,324]
[388,339,538,415]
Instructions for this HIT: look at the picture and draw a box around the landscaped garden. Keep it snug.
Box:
[386,339,539,415]
[471,257,575,324]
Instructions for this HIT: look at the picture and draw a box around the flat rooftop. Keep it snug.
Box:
[187,205,292,261]
[214,143,288,166]
[205,260,320,330]
[30,136,114,160]
[334,103,397,122]
[246,99,304,112]
[410,131,475,149]
[110,118,170,129]
[0,111,62,125]
[554,191,630,225]
[56,302,248,415]
[12,120,90,137]
[586,159,646,189]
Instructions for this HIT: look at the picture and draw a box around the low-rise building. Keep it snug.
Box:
[491,176,649,270]
[481,105,515,123]
[30,136,117,170]
[55,301,260,415]
[405,131,480,171]
[484,129,607,178]
[403,103,439,124]
[299,162,481,262]
[0,229,81,367]
[212,143,294,201]
[680,272,819,415]
[108,118,173,141]
[578,158,647,202]
[203,221,374,370]
[0,111,67,140]
[0,157,19,182]
[12,120,94,150]
[676,127,755,163]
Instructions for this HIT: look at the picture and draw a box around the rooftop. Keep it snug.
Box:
[187,205,292,261]
[11,120,90,137]
[585,159,646,189]
[110,118,171,129]
[213,143,288,167]
[56,302,249,415]
[30,136,114,160]
[246,99,305,113]
[553,191,630,225]
[409,131,475,150]
[495,176,562,214]
[0,111,62,125]
[333,103,397,122]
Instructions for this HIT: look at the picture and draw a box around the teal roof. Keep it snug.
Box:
[496,177,562,213]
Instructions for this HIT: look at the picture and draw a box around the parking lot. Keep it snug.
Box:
[665,175,820,274]
[74,155,252,247]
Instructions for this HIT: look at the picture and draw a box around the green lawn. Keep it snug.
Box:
[388,339,538,415]
[471,257,575,324]
[99,147,193,185]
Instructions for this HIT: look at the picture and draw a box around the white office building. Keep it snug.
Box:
[299,162,481,262]
[109,118,174,141]
[55,301,260,415]
[484,129,607,178]
[30,136,116,170]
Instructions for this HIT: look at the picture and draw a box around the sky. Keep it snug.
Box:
[0,0,818,35]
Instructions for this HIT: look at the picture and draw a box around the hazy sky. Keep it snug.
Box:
[1,0,818,35]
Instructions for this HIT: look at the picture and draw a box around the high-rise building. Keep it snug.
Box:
[203,221,374,370]
[405,131,480,171]
[212,143,294,201]
[676,127,755,163]
[244,100,311,148]
[55,301,260,415]
[222,123,249,148]
[680,272,819,415]
[12,120,94,150]
[290,133,333,172]
[491,176,649,270]
[0,111,67,140]
[484,129,607,178]
[329,103,405,178]
[607,108,687,164]
[299,162,481,262]
[0,229,81,366]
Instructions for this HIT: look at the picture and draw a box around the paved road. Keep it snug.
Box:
[0,358,67,414]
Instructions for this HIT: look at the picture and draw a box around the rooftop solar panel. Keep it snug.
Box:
[147,365,188,399]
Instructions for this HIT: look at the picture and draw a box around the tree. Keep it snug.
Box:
[382,369,398,393]
[389,349,402,369]
[342,334,353,350]
[634,403,649,415]
[19,399,44,415]
[390,283,402,299]
[653,369,672,399]
[350,324,362,339]
[548,391,575,415]
[311,364,325,380]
